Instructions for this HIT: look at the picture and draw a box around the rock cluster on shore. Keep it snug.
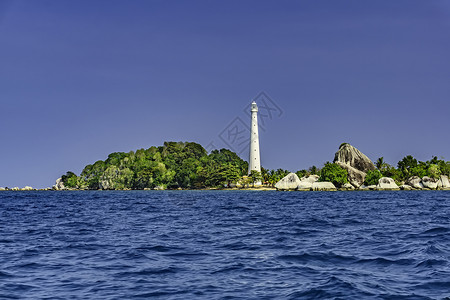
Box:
[274,172,450,191]
[274,143,450,191]
[401,175,450,190]
[275,173,338,191]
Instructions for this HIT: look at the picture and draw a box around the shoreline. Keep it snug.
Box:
[1,187,450,192]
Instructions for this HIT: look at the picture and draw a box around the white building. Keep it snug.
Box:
[248,101,261,185]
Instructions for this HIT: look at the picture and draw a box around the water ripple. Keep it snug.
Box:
[0,190,449,299]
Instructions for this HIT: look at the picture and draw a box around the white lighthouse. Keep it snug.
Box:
[248,101,261,183]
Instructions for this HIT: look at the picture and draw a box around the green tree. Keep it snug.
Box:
[319,162,348,187]
[376,157,385,170]
[261,167,270,184]
[250,170,263,187]
[438,160,450,176]
[409,165,426,178]
[221,164,241,187]
[296,169,308,179]
[134,168,154,189]
[309,165,319,175]
[61,171,78,188]
[81,160,106,189]
[268,174,278,187]
[397,155,418,175]
[364,169,383,186]
[427,164,441,179]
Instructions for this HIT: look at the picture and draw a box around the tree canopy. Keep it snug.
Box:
[62,142,248,190]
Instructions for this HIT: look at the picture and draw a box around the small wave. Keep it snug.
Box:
[220,205,251,212]
[0,239,14,244]
[406,227,450,239]
[422,227,449,234]
[15,262,44,269]
[163,251,209,259]
[136,245,180,252]
[131,289,187,298]
[415,259,447,268]
[210,263,245,274]
[287,276,366,299]
[414,280,450,290]
[278,252,357,265]
[118,266,180,277]
[220,241,259,251]
[2,283,36,292]
[424,244,446,255]
[66,243,107,251]
[0,270,14,278]
[356,257,415,267]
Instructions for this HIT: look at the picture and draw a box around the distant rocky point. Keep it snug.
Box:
[0,186,53,191]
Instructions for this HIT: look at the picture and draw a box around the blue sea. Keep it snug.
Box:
[1,191,449,299]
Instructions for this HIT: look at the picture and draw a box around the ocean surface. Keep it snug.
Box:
[0,191,449,299]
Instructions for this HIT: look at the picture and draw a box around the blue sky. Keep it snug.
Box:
[1,0,449,188]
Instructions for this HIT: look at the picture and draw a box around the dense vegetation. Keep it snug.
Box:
[375,155,450,184]
[296,155,449,186]
[364,169,383,186]
[318,162,348,187]
[61,142,296,190]
[60,141,450,190]
[62,142,248,190]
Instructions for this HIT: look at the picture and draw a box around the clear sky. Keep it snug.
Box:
[1,0,449,188]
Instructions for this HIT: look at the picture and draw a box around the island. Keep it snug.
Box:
[1,141,449,191]
[47,142,450,191]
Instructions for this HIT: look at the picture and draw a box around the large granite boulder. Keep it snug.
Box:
[407,176,424,189]
[53,178,66,190]
[334,143,376,173]
[377,177,399,190]
[335,161,366,188]
[437,175,450,189]
[297,181,312,191]
[399,185,413,190]
[341,183,355,190]
[438,175,450,190]
[275,173,301,191]
[300,175,319,184]
[422,176,438,190]
[296,175,319,190]
[312,182,336,191]
[358,185,369,190]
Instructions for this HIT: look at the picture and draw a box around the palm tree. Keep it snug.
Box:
[376,157,385,170]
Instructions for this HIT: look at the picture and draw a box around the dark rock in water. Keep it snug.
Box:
[333,143,375,173]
